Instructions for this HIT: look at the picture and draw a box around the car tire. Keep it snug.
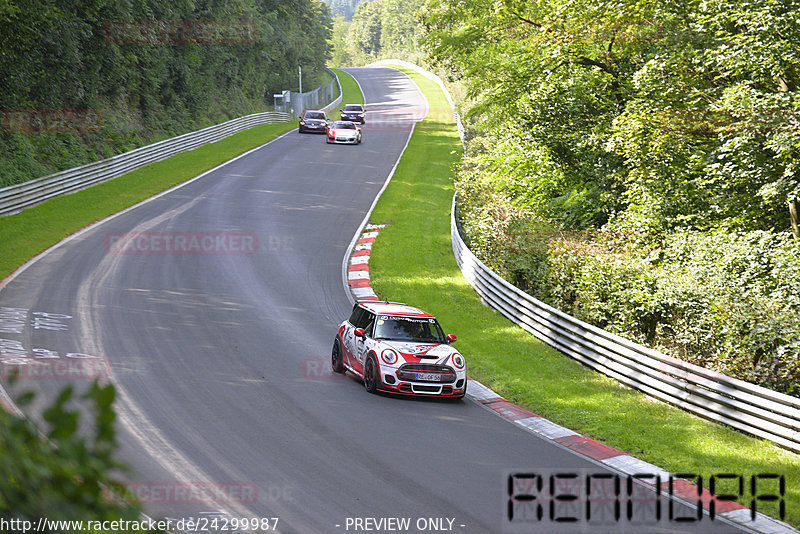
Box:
[331,339,345,374]
[363,355,379,393]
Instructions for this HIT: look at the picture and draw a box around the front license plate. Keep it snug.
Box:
[415,372,441,381]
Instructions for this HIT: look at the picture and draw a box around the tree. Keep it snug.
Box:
[350,0,384,57]
[421,0,799,234]
[0,380,147,525]
[379,0,425,57]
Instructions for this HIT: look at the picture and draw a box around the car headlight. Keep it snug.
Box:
[381,348,398,365]
[451,353,465,369]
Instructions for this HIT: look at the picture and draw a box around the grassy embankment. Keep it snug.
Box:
[366,65,800,527]
[0,68,360,280]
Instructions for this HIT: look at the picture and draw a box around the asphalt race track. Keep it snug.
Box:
[0,67,744,533]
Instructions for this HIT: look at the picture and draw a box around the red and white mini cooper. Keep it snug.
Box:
[332,301,467,398]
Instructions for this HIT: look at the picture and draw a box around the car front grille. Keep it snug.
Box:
[396,364,456,383]
[398,384,455,395]
[412,385,441,393]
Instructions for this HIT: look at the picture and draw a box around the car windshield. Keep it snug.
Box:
[344,105,363,111]
[373,316,446,343]
[305,112,324,119]
[332,122,356,129]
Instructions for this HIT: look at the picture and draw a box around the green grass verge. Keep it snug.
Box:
[367,66,800,527]
[0,68,362,281]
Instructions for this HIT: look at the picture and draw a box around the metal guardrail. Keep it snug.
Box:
[0,111,290,216]
[451,195,800,453]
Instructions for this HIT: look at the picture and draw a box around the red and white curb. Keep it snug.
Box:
[345,229,797,534]
[347,224,385,301]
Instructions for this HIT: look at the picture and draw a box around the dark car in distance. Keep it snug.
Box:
[298,110,329,133]
[340,104,366,124]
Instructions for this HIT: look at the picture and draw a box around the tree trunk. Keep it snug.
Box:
[790,199,800,240]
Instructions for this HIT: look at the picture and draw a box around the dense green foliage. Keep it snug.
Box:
[329,0,425,66]
[0,0,332,188]
[0,381,150,528]
[422,0,799,234]
[420,0,800,394]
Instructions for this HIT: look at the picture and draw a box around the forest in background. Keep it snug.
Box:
[0,0,332,188]
[327,0,426,66]
[416,0,800,395]
[321,0,365,21]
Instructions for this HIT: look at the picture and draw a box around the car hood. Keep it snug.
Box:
[303,119,326,124]
[330,129,358,136]
[382,341,456,363]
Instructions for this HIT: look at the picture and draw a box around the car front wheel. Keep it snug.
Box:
[363,356,379,393]
[331,339,344,374]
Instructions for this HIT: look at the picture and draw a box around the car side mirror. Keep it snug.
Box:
[354,328,365,338]
[446,334,457,343]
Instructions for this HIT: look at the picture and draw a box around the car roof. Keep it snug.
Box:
[344,104,363,109]
[358,301,434,318]
[303,110,325,115]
